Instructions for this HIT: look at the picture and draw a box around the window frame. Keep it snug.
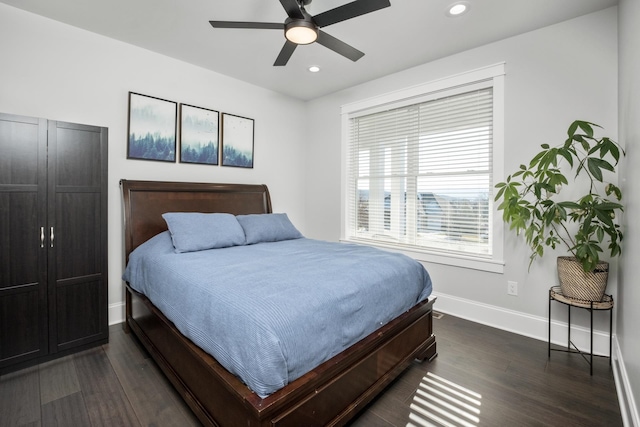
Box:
[340,63,505,273]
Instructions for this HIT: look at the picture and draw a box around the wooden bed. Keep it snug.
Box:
[120,179,437,427]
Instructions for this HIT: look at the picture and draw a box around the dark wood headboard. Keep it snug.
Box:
[120,180,272,260]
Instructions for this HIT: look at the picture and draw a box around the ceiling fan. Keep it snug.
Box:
[209,0,391,66]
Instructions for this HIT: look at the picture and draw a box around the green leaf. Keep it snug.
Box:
[587,158,604,182]
[577,136,590,151]
[557,201,582,210]
[611,244,621,257]
[579,194,594,204]
[614,187,623,200]
[576,244,587,258]
[529,150,546,168]
[540,183,556,193]
[577,120,595,137]
[588,144,601,156]
[557,148,574,167]
[544,206,555,226]
[556,205,568,221]
[597,201,623,210]
[525,226,534,241]
[604,138,621,163]
[533,184,542,199]
[592,157,615,172]
[594,208,615,228]
[605,183,622,199]
[581,257,594,272]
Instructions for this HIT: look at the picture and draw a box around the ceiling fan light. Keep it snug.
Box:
[285,21,318,45]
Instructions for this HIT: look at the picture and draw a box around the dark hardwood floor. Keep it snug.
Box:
[0,314,621,426]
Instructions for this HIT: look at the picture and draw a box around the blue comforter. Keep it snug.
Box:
[123,232,432,398]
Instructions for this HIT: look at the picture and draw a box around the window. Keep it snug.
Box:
[341,64,505,272]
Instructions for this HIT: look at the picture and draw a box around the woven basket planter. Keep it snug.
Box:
[557,256,609,302]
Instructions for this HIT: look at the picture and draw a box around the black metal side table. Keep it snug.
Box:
[548,286,613,375]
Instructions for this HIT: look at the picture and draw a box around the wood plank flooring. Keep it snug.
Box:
[0,314,621,426]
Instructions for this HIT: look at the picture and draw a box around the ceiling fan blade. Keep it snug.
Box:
[316,30,364,62]
[209,21,283,30]
[279,0,304,19]
[274,40,298,66]
[313,0,391,27]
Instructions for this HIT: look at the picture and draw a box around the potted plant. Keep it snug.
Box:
[495,120,624,301]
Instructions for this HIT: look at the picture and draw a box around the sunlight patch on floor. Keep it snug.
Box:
[406,372,482,427]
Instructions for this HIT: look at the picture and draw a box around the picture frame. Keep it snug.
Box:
[180,104,220,165]
[127,92,177,162]
[221,113,254,168]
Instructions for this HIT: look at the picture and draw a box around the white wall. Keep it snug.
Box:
[305,8,618,339]
[617,0,640,423]
[0,4,308,324]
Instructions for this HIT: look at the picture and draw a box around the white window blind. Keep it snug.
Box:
[346,86,494,257]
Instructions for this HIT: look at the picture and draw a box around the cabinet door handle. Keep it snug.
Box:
[40,227,45,248]
[50,226,54,248]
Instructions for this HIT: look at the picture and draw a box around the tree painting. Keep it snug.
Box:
[127,92,177,162]
[221,113,254,168]
[180,104,219,165]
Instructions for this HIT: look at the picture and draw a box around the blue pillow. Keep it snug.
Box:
[236,213,303,244]
[162,212,246,253]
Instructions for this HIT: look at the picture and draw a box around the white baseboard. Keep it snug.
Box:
[612,337,640,427]
[431,291,611,357]
[108,301,125,326]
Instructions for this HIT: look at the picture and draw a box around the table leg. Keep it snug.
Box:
[548,294,551,358]
[568,305,571,350]
[590,302,594,376]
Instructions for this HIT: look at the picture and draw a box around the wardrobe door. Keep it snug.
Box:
[47,121,108,353]
[0,113,48,367]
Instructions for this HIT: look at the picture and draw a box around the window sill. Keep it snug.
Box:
[340,237,505,274]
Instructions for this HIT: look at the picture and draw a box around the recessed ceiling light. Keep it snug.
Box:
[447,2,469,17]
[308,65,320,73]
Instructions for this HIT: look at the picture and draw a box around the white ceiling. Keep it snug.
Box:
[1,0,617,101]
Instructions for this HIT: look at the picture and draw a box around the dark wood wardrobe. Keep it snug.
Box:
[0,112,108,372]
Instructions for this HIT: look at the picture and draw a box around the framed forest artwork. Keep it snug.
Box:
[127,92,177,162]
[221,113,254,168]
[180,104,219,165]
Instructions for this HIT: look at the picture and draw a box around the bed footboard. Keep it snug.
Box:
[126,285,436,427]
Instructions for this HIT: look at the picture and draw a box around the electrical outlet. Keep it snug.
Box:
[507,281,518,296]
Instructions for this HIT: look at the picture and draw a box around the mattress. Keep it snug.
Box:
[123,232,432,398]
